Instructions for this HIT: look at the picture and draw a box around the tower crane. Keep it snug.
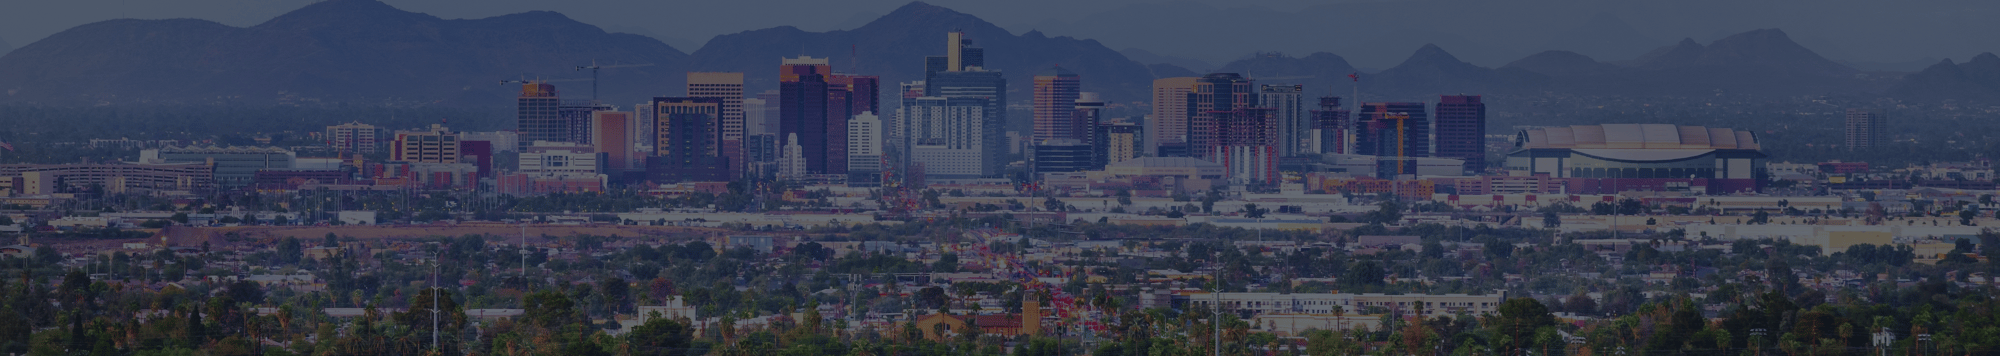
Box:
[576,60,655,102]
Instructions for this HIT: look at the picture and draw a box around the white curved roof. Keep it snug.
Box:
[1518,124,1758,150]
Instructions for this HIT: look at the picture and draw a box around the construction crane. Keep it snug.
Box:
[576,60,654,102]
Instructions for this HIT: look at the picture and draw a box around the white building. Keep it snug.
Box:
[324,122,381,154]
[1258,84,1306,156]
[903,96,994,178]
[1189,292,1503,317]
[847,112,883,174]
[779,134,806,179]
[518,141,601,175]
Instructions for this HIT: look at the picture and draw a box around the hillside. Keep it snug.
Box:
[0,0,689,106]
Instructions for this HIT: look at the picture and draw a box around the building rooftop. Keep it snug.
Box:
[1516,124,1759,150]
[1107,157,1222,169]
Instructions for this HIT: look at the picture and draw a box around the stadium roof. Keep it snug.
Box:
[1516,124,1759,150]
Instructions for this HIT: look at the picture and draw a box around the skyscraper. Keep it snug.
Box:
[826,77,852,175]
[1032,66,1082,141]
[1356,102,1431,160]
[325,122,381,154]
[1259,84,1306,156]
[1201,108,1279,184]
[779,56,831,174]
[688,72,745,177]
[1072,92,1106,147]
[902,96,995,178]
[1309,97,1350,154]
[649,97,730,182]
[559,101,613,145]
[847,111,883,186]
[392,124,460,164]
[1190,73,1255,159]
[1094,120,1142,168]
[1845,108,1886,150]
[920,32,1006,177]
[650,98,722,161]
[590,111,635,174]
[1149,77,1198,157]
[516,83,561,151]
[1434,95,1487,173]
[924,31,985,82]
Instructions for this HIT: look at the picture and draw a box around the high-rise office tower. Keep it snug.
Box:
[1434,95,1487,172]
[1072,92,1105,146]
[1310,97,1350,154]
[779,133,806,179]
[392,124,460,164]
[889,81,926,147]
[919,32,1007,177]
[902,96,996,178]
[1356,102,1430,159]
[826,77,852,176]
[847,112,883,186]
[1033,66,1082,141]
[1259,84,1306,156]
[924,31,985,82]
[633,101,656,155]
[688,72,745,177]
[741,97,769,135]
[560,101,613,145]
[590,111,635,173]
[1201,107,1279,184]
[649,97,730,182]
[651,98,722,160]
[1149,77,1198,157]
[779,56,831,174]
[516,83,562,151]
[1845,108,1886,150]
[845,75,881,117]
[325,122,381,154]
[1094,120,1142,168]
[1190,73,1256,159]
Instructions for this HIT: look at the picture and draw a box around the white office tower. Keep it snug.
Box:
[847,112,883,174]
[1259,84,1306,156]
[633,101,656,155]
[741,97,770,135]
[900,96,993,178]
[779,133,806,179]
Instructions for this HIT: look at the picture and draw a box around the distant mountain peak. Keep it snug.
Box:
[1972,52,2000,64]
[261,0,428,25]
[852,0,1001,36]
[1404,43,1465,65]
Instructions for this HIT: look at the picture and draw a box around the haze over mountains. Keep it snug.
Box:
[0,0,1991,107]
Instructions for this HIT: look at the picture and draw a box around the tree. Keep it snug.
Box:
[1345,260,1385,287]
[628,317,694,356]
[1543,211,1561,228]
[1363,201,1404,224]
[933,253,960,273]
[322,233,340,248]
[170,212,189,224]
[1241,204,1268,219]
[276,237,303,264]
[394,288,467,353]
[522,290,580,330]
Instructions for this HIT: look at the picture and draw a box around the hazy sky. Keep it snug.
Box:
[4,0,1996,70]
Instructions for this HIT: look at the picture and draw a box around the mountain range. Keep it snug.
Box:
[1888,53,2000,102]
[0,0,1988,107]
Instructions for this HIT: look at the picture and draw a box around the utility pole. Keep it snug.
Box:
[431,251,441,351]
